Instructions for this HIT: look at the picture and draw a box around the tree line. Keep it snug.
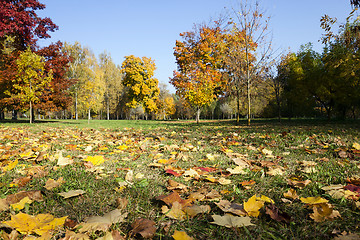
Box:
[1,0,359,124]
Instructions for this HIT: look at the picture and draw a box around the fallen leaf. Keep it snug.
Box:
[78,209,127,233]
[2,212,67,236]
[211,214,255,228]
[61,230,90,240]
[58,190,86,199]
[0,198,9,211]
[215,200,247,216]
[172,230,193,240]
[244,195,264,217]
[283,189,299,200]
[156,192,192,207]
[84,155,105,166]
[310,203,341,222]
[300,196,328,205]
[161,202,186,220]
[167,179,188,192]
[2,159,18,172]
[265,204,291,223]
[6,190,43,204]
[287,179,311,189]
[183,204,211,217]
[226,166,246,175]
[44,177,65,190]
[11,176,32,188]
[131,218,156,239]
[10,196,33,211]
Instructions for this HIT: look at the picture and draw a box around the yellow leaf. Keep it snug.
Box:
[2,212,67,236]
[3,159,18,172]
[256,195,275,204]
[161,202,186,220]
[172,230,194,240]
[353,142,360,150]
[10,196,33,211]
[84,155,105,166]
[300,196,328,205]
[244,195,264,217]
[44,177,65,190]
[283,189,299,200]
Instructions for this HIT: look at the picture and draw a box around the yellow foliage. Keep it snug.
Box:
[2,212,67,236]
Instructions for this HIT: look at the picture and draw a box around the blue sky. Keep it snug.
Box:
[38,0,353,92]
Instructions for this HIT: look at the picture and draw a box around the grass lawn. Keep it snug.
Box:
[0,119,359,239]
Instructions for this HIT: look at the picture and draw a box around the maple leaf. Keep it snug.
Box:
[2,159,18,172]
[211,214,255,228]
[162,202,186,220]
[215,200,247,216]
[183,204,211,217]
[172,230,193,240]
[300,196,328,205]
[44,177,65,190]
[265,204,291,223]
[58,190,86,199]
[287,179,311,189]
[309,203,341,222]
[131,218,156,239]
[10,196,33,211]
[2,212,67,236]
[84,155,105,166]
[283,188,299,200]
[77,209,127,233]
[156,192,192,207]
[243,195,264,217]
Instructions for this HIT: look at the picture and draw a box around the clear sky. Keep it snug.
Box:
[38,0,353,92]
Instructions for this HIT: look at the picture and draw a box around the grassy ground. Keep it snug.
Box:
[0,119,359,239]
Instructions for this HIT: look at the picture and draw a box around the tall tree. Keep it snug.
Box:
[227,0,273,125]
[121,55,159,119]
[0,0,57,117]
[170,22,226,123]
[35,41,74,117]
[6,48,53,123]
[99,51,123,120]
[63,42,89,120]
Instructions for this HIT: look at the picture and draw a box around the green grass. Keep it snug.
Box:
[0,119,359,239]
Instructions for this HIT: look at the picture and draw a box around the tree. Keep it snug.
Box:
[35,41,74,117]
[226,0,273,125]
[63,42,89,120]
[121,55,160,119]
[170,22,226,123]
[155,84,176,120]
[6,48,53,123]
[351,0,360,7]
[99,51,123,120]
[0,0,57,118]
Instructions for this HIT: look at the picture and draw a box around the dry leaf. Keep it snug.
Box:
[2,212,67,236]
[283,189,299,200]
[265,204,291,223]
[287,179,311,189]
[161,202,186,220]
[10,196,33,211]
[131,218,156,239]
[167,179,188,192]
[6,190,43,204]
[58,190,86,199]
[215,200,247,216]
[183,204,211,217]
[78,209,127,233]
[211,214,255,228]
[45,177,65,190]
[172,230,193,240]
[300,196,328,205]
[243,195,264,217]
[61,230,90,240]
[84,155,105,166]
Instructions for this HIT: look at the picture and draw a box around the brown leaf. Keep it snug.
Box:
[156,192,192,207]
[167,179,188,192]
[64,218,78,229]
[116,197,128,211]
[6,190,43,204]
[287,179,311,189]
[265,204,291,223]
[215,200,247,216]
[283,188,299,200]
[131,218,156,239]
[44,177,65,190]
[11,176,32,188]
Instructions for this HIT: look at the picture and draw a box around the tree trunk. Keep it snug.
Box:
[195,108,201,124]
[29,101,33,124]
[75,91,78,120]
[88,107,91,124]
[107,95,110,120]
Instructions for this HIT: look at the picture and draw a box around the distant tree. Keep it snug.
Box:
[99,51,123,120]
[0,0,58,116]
[170,22,226,123]
[6,48,53,123]
[35,41,74,116]
[226,0,273,125]
[121,55,160,119]
[156,84,176,120]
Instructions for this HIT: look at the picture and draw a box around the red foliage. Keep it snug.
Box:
[0,0,58,49]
